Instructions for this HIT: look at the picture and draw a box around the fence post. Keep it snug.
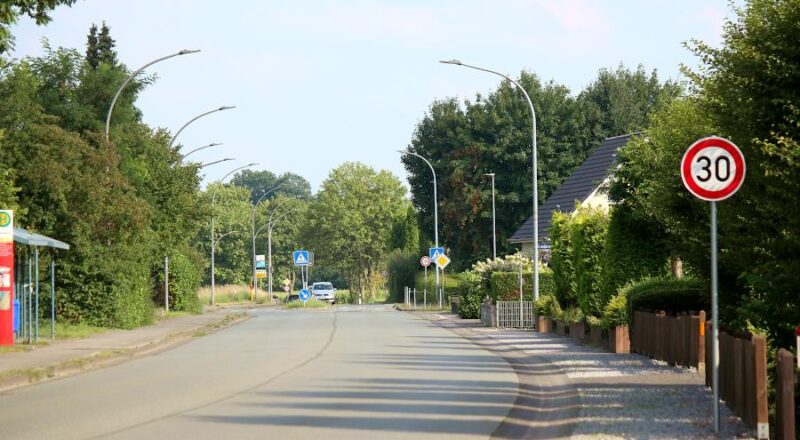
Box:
[752,335,769,439]
[699,311,706,374]
[775,348,795,440]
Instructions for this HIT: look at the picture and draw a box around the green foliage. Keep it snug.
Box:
[231,169,312,204]
[570,206,609,317]
[0,0,77,54]
[390,205,420,253]
[163,250,203,314]
[285,298,327,309]
[489,268,554,302]
[624,277,707,317]
[301,162,407,303]
[601,291,628,329]
[600,204,670,301]
[456,271,483,319]
[534,294,562,319]
[549,211,575,306]
[386,250,418,303]
[612,0,800,349]
[404,66,679,270]
[562,307,584,324]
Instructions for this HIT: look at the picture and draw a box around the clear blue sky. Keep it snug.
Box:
[11,0,732,191]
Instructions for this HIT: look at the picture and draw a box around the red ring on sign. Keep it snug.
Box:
[681,137,746,201]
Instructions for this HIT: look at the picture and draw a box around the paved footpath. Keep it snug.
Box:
[0,307,249,392]
[423,313,755,440]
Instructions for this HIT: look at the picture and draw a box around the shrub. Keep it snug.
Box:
[386,250,418,303]
[571,206,609,317]
[562,306,585,324]
[625,276,707,317]
[457,271,483,319]
[534,294,562,319]
[490,268,556,302]
[599,205,670,304]
[549,211,576,306]
[160,250,203,314]
[601,291,628,328]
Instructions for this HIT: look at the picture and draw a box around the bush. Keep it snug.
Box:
[601,291,628,328]
[534,294,562,319]
[386,250,418,303]
[490,268,556,302]
[625,276,707,317]
[562,306,585,324]
[600,205,670,303]
[457,271,483,319]
[571,206,609,317]
[549,211,576,306]
[158,250,203,314]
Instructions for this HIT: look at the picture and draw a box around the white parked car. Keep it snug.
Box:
[311,282,336,304]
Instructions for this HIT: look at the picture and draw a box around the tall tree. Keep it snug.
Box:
[231,169,312,204]
[85,24,99,69]
[301,162,407,303]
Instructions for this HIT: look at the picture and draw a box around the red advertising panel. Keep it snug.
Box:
[0,210,14,346]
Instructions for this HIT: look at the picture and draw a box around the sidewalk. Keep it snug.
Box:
[0,307,249,392]
[421,312,755,440]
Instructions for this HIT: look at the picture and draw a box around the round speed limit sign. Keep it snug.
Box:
[681,136,746,201]
[420,256,431,268]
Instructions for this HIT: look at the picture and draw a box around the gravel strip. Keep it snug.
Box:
[473,328,755,439]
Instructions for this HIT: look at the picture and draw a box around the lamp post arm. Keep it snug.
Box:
[399,150,438,247]
[182,142,222,160]
[268,195,299,226]
[105,49,200,141]
[169,106,236,148]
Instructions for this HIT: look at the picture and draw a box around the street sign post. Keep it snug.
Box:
[434,253,450,270]
[428,247,444,259]
[256,254,266,269]
[681,136,745,434]
[299,288,311,306]
[293,250,310,266]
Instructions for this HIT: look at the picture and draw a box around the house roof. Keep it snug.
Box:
[508,134,633,244]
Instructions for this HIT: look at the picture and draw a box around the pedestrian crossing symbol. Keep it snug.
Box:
[293,250,310,266]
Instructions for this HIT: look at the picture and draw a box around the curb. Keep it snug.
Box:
[0,312,249,394]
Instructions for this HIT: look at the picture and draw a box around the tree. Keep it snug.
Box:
[85,24,99,69]
[614,0,800,349]
[0,0,77,54]
[301,162,407,303]
[231,169,312,204]
[404,66,679,270]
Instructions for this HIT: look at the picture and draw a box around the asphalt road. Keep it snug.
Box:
[0,305,521,439]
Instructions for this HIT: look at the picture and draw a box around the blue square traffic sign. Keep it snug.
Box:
[293,250,310,266]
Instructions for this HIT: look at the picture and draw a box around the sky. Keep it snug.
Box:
[11,0,733,192]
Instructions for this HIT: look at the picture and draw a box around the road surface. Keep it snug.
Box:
[0,305,523,439]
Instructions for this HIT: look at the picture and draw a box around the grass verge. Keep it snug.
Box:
[285,299,328,309]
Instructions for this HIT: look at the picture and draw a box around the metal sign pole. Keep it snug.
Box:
[164,256,169,313]
[711,201,720,434]
[424,265,427,307]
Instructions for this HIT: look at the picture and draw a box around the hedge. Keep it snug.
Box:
[617,276,708,326]
[489,269,555,302]
[457,271,482,319]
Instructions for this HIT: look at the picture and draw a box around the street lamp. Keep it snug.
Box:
[105,49,200,141]
[485,173,497,259]
[397,150,441,308]
[263,196,299,297]
[251,183,285,298]
[182,142,222,160]
[210,162,258,306]
[170,106,236,148]
[440,59,540,302]
[199,157,233,168]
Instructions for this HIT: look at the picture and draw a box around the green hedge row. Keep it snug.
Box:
[489,269,555,301]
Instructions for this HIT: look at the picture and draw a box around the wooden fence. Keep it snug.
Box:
[704,324,769,437]
[631,310,705,369]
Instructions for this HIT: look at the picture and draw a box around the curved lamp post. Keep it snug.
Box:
[397,150,441,308]
[182,142,222,160]
[440,59,540,302]
[485,173,497,260]
[170,106,236,148]
[210,162,258,305]
[199,157,233,168]
[255,196,299,298]
[105,49,200,141]
[251,183,285,298]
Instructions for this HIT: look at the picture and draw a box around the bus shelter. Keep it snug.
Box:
[12,228,70,343]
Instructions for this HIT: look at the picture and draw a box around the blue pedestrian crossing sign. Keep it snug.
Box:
[299,289,311,302]
[293,250,310,266]
[429,247,445,260]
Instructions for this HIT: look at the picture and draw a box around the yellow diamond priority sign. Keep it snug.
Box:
[435,254,451,269]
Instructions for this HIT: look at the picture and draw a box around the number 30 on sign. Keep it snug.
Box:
[681,136,746,202]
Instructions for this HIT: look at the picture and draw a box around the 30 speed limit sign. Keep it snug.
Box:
[681,136,746,201]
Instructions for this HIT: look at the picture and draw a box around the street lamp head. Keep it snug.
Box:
[439,59,463,65]
[179,49,201,55]
[485,173,495,177]
[246,162,259,167]
[209,142,223,147]
[218,105,236,111]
